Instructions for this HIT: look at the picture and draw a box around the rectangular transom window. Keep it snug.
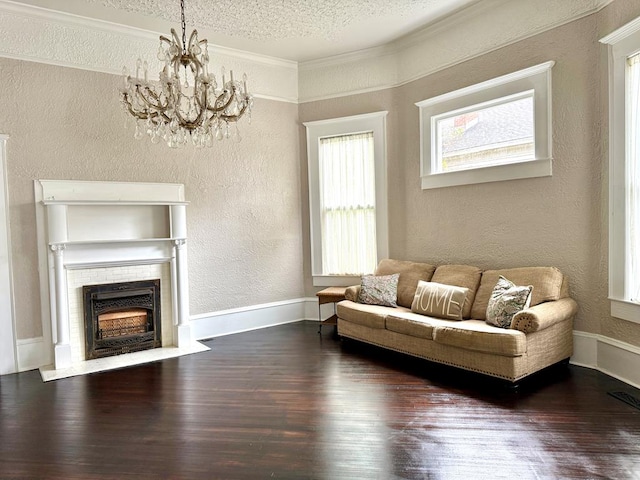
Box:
[434,91,534,173]
[417,61,553,189]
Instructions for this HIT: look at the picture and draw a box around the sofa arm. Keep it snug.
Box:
[344,285,361,302]
[511,297,578,333]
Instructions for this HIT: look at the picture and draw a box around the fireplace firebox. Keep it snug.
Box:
[83,279,161,359]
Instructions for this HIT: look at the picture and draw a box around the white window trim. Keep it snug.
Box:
[0,134,17,375]
[601,17,640,325]
[416,61,554,189]
[304,111,389,287]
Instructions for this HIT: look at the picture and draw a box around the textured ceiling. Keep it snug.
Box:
[92,0,450,41]
[68,0,480,61]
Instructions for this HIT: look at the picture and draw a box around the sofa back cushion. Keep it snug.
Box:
[431,264,482,319]
[471,267,564,320]
[375,259,436,308]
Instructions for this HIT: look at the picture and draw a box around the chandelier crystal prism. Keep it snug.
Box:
[120,0,253,148]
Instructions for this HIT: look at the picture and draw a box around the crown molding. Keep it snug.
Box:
[0,0,298,103]
[0,0,618,104]
[299,0,615,103]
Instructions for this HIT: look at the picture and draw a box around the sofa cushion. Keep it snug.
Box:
[433,320,527,357]
[486,276,533,328]
[410,281,470,320]
[471,267,564,320]
[385,311,454,340]
[431,264,482,319]
[358,273,399,307]
[336,300,396,329]
[375,259,436,309]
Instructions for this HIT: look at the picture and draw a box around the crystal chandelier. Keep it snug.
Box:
[120,0,253,148]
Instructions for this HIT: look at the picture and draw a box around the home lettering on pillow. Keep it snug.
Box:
[411,281,470,320]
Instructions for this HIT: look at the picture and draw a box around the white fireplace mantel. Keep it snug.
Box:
[34,180,193,371]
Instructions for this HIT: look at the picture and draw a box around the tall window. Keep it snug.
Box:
[319,132,377,275]
[305,112,389,287]
[602,17,640,324]
[629,52,640,302]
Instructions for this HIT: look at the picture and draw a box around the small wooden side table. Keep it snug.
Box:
[316,287,347,334]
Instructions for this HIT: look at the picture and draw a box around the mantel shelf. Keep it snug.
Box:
[49,237,186,247]
[42,200,189,206]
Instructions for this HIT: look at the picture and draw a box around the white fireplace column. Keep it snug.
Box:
[50,244,72,368]
[171,204,192,347]
[47,203,72,369]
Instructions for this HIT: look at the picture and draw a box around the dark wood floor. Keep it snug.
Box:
[2,322,640,479]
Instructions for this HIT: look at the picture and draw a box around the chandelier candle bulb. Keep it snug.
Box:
[119,0,253,148]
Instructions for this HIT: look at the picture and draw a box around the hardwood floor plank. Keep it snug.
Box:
[2,321,640,479]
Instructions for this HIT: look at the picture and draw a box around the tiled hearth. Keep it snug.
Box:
[35,180,205,381]
[39,340,209,381]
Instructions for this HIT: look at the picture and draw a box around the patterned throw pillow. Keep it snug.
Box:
[410,281,470,320]
[486,275,533,329]
[357,273,400,307]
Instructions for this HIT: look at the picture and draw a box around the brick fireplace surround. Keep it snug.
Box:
[35,180,208,381]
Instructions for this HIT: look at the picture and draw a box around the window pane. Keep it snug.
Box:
[435,94,534,172]
[627,52,640,301]
[319,132,377,275]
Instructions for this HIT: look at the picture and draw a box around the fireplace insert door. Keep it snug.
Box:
[83,279,162,359]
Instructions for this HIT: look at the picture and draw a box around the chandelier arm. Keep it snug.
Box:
[187,30,198,52]
[123,92,172,125]
[220,102,249,123]
[168,89,197,130]
[170,28,183,54]
[206,90,236,113]
[191,82,210,126]
[122,92,154,121]
[135,84,170,112]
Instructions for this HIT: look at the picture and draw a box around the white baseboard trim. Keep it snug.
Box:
[190,297,320,340]
[572,330,640,389]
[16,336,50,372]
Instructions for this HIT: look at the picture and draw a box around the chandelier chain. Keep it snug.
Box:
[180,0,186,54]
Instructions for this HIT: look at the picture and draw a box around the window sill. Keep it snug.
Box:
[610,298,640,325]
[312,275,361,287]
[421,158,552,189]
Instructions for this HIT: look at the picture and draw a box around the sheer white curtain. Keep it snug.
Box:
[319,132,377,275]
[628,52,640,301]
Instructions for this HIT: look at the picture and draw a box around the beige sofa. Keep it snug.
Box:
[336,259,578,383]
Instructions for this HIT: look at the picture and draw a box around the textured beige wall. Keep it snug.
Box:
[0,58,304,339]
[300,3,640,347]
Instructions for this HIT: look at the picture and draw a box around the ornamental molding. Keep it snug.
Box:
[0,0,614,103]
[298,0,614,102]
[0,0,298,103]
